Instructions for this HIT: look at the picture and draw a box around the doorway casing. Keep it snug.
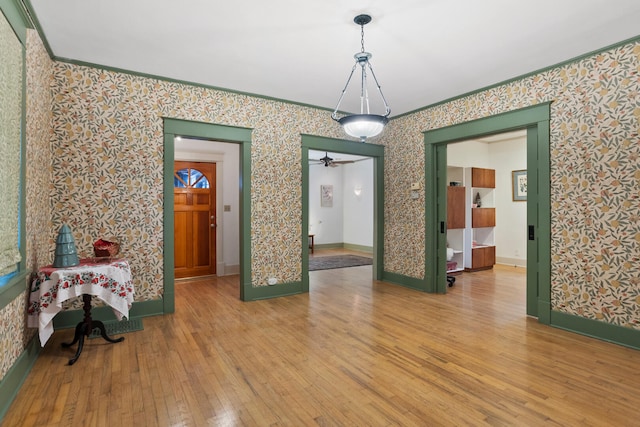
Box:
[163,118,252,308]
[301,135,385,291]
[424,103,551,322]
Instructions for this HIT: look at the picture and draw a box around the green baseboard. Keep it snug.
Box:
[314,243,344,250]
[52,298,164,329]
[382,271,428,292]
[243,281,303,301]
[550,310,640,350]
[0,336,40,421]
[343,243,373,253]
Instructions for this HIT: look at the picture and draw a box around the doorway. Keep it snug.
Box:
[163,118,252,311]
[445,130,527,277]
[424,103,551,323]
[308,150,374,270]
[301,135,385,292]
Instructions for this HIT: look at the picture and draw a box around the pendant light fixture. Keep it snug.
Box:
[332,14,391,142]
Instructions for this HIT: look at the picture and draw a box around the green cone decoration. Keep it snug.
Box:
[53,224,80,268]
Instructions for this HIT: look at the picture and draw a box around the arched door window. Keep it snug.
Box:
[174,167,210,188]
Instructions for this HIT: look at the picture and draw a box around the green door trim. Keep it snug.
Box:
[424,103,552,321]
[163,118,253,308]
[301,135,385,291]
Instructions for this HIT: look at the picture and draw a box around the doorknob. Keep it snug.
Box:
[210,223,216,228]
[211,215,215,220]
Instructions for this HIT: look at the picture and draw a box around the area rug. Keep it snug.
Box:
[309,255,373,271]
[89,317,143,339]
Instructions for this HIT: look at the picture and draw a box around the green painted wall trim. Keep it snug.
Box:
[343,243,373,253]
[163,118,253,303]
[394,35,640,120]
[301,134,385,291]
[424,103,552,317]
[382,271,427,292]
[0,336,39,422]
[312,243,373,252]
[243,281,303,301]
[550,311,640,350]
[424,103,552,143]
[538,300,551,325]
[0,0,29,309]
[0,0,32,45]
[0,271,28,311]
[49,55,336,115]
[314,243,344,250]
[52,299,164,330]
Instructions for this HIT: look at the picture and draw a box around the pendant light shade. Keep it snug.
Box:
[332,15,391,142]
[338,114,388,140]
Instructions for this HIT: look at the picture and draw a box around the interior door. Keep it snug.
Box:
[174,161,216,279]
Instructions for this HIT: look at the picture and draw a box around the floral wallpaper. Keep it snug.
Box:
[381,41,640,329]
[2,19,639,387]
[0,29,51,381]
[49,63,346,301]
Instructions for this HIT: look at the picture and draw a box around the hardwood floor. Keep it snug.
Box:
[3,261,639,426]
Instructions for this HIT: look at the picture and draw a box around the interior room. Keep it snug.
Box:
[1,0,639,424]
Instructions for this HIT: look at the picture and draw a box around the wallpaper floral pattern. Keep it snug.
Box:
[381,42,640,329]
[2,25,639,386]
[49,63,346,301]
[49,39,640,328]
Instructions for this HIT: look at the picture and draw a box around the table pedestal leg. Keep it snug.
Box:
[61,294,124,365]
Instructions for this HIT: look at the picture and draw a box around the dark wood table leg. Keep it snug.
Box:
[61,294,124,365]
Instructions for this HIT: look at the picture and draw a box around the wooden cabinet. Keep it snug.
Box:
[471,167,495,188]
[447,186,466,229]
[471,207,495,228]
[447,166,496,274]
[470,246,496,271]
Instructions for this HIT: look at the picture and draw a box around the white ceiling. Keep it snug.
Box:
[29,0,640,117]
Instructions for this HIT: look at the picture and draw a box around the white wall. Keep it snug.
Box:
[490,139,527,265]
[175,138,240,274]
[447,135,527,266]
[343,159,374,247]
[309,164,344,244]
[308,154,373,248]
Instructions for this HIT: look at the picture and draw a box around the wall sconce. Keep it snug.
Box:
[354,185,362,197]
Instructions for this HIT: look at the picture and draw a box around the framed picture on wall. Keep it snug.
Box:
[321,184,333,207]
[512,170,527,201]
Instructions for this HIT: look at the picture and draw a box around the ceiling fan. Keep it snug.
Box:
[310,152,355,167]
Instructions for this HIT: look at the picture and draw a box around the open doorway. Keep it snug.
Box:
[424,103,551,321]
[308,150,374,272]
[445,130,527,279]
[301,135,385,293]
[174,138,241,280]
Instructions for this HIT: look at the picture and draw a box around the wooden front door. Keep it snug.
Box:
[174,161,216,278]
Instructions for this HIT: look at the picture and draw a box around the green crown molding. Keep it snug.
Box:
[17,0,640,121]
[394,34,640,120]
[22,0,52,55]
